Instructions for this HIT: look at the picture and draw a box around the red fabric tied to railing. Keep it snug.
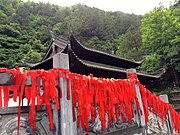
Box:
[0,67,179,134]
[137,80,180,133]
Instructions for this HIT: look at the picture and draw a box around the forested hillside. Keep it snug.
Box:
[0,0,179,87]
[0,0,142,67]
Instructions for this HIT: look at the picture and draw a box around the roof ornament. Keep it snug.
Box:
[48,25,55,40]
[52,44,55,52]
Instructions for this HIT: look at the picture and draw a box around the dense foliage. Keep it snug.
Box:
[0,0,179,87]
[140,2,180,87]
[140,5,180,72]
[0,0,142,67]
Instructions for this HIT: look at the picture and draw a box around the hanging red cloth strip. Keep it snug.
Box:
[0,87,2,107]
[49,70,60,110]
[36,70,42,110]
[137,81,149,123]
[28,70,37,130]
[3,86,10,107]
[17,68,28,134]
[42,70,54,130]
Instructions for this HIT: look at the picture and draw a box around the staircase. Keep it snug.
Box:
[170,90,180,113]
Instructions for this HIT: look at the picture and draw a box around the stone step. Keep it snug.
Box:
[172,103,180,108]
[174,108,180,114]
[169,90,180,114]
[170,94,180,99]
[171,98,180,104]
[170,90,180,98]
[170,90,180,95]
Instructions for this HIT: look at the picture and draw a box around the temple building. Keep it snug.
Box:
[25,35,166,90]
[0,35,175,135]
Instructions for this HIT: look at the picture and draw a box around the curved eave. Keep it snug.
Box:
[137,70,166,79]
[69,49,125,79]
[22,60,40,67]
[71,50,165,80]
[23,57,53,70]
[69,49,165,80]
[70,35,143,69]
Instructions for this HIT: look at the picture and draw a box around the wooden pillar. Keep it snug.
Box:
[53,52,77,135]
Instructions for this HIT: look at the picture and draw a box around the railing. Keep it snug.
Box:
[0,52,178,135]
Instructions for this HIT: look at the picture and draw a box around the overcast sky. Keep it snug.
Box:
[22,0,175,15]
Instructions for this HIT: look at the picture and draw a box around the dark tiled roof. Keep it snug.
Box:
[70,35,143,69]
[24,35,165,82]
[22,35,166,89]
[69,48,165,79]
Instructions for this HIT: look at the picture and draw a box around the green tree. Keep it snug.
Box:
[140,5,180,86]
[116,25,142,60]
